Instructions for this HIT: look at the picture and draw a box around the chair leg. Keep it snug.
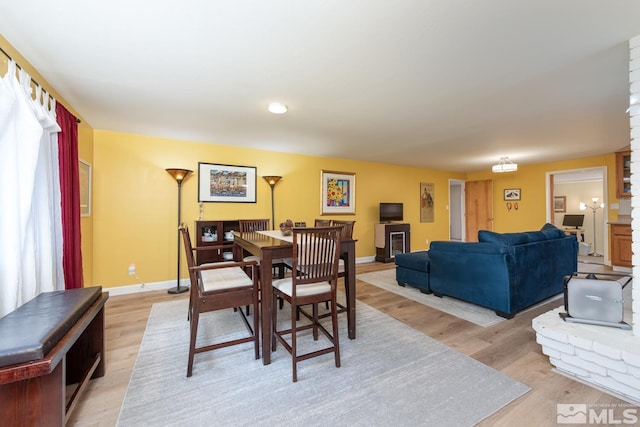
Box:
[271,291,278,352]
[187,309,200,377]
[312,303,319,341]
[253,298,260,361]
[291,301,298,383]
[331,296,341,368]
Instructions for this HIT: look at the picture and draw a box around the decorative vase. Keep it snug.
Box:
[280,219,294,236]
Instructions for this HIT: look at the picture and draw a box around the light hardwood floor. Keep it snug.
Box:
[68,261,630,426]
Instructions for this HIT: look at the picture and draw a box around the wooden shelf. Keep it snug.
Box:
[615,150,631,198]
[194,220,239,264]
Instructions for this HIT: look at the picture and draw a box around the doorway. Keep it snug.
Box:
[449,180,465,241]
[547,167,608,262]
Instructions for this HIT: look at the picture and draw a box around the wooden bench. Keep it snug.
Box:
[0,287,109,426]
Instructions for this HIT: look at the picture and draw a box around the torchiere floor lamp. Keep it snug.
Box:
[580,197,605,257]
[166,168,193,294]
[263,176,282,229]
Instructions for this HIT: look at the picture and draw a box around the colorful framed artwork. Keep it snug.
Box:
[504,188,521,201]
[420,182,434,223]
[198,162,257,203]
[554,196,566,213]
[321,170,355,215]
[79,159,91,217]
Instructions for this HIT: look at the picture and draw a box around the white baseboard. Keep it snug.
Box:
[103,256,375,296]
[104,279,189,296]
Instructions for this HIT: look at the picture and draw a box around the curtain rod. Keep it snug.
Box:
[0,46,81,124]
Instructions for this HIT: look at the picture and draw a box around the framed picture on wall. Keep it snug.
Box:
[503,188,521,201]
[79,159,91,217]
[554,196,566,213]
[321,170,355,215]
[198,162,257,203]
[420,182,434,222]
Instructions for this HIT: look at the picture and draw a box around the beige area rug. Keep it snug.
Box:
[117,299,530,426]
[357,268,568,328]
[358,269,506,327]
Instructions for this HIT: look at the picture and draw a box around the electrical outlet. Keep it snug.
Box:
[128,263,136,276]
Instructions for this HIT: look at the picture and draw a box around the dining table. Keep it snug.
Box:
[233,229,357,365]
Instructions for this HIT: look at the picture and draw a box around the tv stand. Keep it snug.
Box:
[374,223,410,263]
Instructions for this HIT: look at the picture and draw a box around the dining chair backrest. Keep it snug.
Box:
[314,219,332,227]
[239,219,270,232]
[291,226,341,289]
[180,225,198,287]
[330,220,356,240]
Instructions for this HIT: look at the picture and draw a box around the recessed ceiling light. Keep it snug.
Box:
[268,102,287,114]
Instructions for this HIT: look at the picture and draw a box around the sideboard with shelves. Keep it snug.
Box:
[194,220,239,264]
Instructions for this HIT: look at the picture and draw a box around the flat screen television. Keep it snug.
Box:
[380,203,403,222]
[562,214,584,229]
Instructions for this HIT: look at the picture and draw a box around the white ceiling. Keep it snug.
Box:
[1,0,639,173]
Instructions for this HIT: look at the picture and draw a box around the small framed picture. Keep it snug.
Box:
[554,196,566,213]
[79,159,92,217]
[198,162,257,203]
[504,188,521,201]
[321,170,355,215]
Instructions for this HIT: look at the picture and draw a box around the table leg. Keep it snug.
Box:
[344,242,356,339]
[261,250,273,364]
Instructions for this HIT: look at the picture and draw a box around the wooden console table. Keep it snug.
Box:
[0,288,109,426]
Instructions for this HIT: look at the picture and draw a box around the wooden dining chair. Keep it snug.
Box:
[331,220,355,314]
[181,225,236,321]
[271,226,342,382]
[314,219,331,227]
[180,226,259,377]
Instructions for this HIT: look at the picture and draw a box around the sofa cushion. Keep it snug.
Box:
[394,251,430,272]
[478,230,531,245]
[540,223,566,239]
[478,224,566,246]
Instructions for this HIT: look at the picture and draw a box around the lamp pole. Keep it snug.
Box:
[166,168,193,294]
[580,197,604,257]
[262,176,282,229]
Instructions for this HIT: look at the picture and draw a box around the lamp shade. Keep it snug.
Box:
[166,168,193,183]
[263,175,282,188]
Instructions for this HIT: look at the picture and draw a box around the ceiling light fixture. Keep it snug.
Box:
[268,102,287,114]
[492,157,518,173]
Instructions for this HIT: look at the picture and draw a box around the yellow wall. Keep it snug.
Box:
[467,154,618,232]
[92,130,464,288]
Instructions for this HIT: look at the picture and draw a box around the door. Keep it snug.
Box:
[449,180,464,241]
[465,179,493,242]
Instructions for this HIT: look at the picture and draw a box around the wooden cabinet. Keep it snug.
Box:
[616,150,631,198]
[610,223,632,267]
[374,223,410,263]
[194,220,239,264]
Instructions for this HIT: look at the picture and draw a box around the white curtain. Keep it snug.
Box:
[0,60,64,318]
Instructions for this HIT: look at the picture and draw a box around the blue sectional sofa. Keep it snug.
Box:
[396,224,578,318]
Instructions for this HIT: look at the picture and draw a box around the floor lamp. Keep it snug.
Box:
[263,176,282,230]
[580,197,604,257]
[166,168,193,294]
